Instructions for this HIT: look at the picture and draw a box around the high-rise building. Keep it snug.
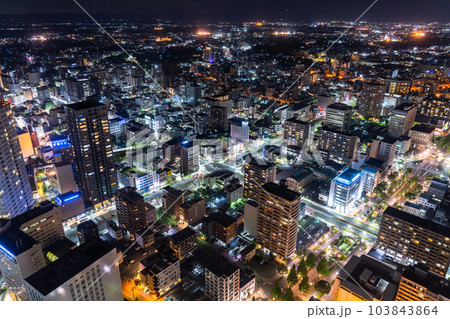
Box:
[0,102,34,219]
[388,103,417,137]
[180,141,199,176]
[324,103,353,132]
[328,168,364,214]
[396,264,450,301]
[5,200,65,251]
[179,198,206,225]
[205,258,240,301]
[66,100,118,208]
[243,156,276,202]
[243,200,258,237]
[210,105,228,131]
[0,228,46,300]
[318,127,359,165]
[65,77,99,102]
[408,124,435,149]
[162,186,186,218]
[384,78,412,95]
[284,118,311,147]
[357,82,387,118]
[377,136,398,166]
[256,182,301,259]
[24,238,123,301]
[77,220,99,244]
[115,187,156,236]
[230,117,249,142]
[333,254,400,301]
[376,206,450,278]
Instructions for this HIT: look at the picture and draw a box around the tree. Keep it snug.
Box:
[306,253,316,269]
[298,276,310,294]
[282,287,295,301]
[270,281,282,300]
[315,280,331,295]
[277,263,288,275]
[388,172,399,182]
[297,259,308,277]
[317,257,329,276]
[287,265,298,286]
[252,296,256,301]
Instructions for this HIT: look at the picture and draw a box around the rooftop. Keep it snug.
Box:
[401,264,450,299]
[207,258,239,278]
[327,103,353,111]
[262,182,301,202]
[66,100,104,111]
[25,238,114,296]
[170,227,197,244]
[410,124,435,134]
[383,206,450,237]
[334,168,363,186]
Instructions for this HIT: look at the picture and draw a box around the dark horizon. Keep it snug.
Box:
[1,0,450,23]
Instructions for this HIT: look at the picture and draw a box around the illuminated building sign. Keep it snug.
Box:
[0,244,16,261]
[55,193,81,206]
[51,139,71,148]
[334,169,362,187]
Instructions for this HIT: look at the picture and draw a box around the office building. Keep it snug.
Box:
[396,264,450,301]
[180,141,199,176]
[115,187,156,236]
[230,117,249,142]
[362,166,380,193]
[388,103,417,137]
[377,136,398,166]
[25,238,123,301]
[49,162,77,195]
[243,156,276,202]
[256,182,301,259]
[205,258,240,301]
[0,228,46,301]
[0,102,34,219]
[140,250,181,297]
[324,103,353,132]
[376,206,450,277]
[408,124,435,149]
[428,177,449,200]
[318,127,359,165]
[328,168,364,214]
[66,100,118,208]
[357,82,387,118]
[55,191,85,220]
[169,227,198,260]
[333,254,400,301]
[284,118,311,147]
[77,220,99,244]
[5,201,65,251]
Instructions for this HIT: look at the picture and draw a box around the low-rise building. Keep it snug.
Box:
[169,227,198,260]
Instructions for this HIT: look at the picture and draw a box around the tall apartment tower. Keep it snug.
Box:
[243,156,276,202]
[284,118,311,147]
[115,187,156,236]
[324,103,353,132]
[256,182,301,259]
[388,103,418,137]
[396,264,450,301]
[357,82,387,118]
[210,105,228,132]
[205,258,240,301]
[25,238,123,301]
[0,102,34,218]
[376,207,450,278]
[66,100,118,208]
[318,127,359,165]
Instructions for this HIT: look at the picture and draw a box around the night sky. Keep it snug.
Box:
[2,0,450,22]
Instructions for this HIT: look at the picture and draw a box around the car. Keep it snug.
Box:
[130,260,135,264]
